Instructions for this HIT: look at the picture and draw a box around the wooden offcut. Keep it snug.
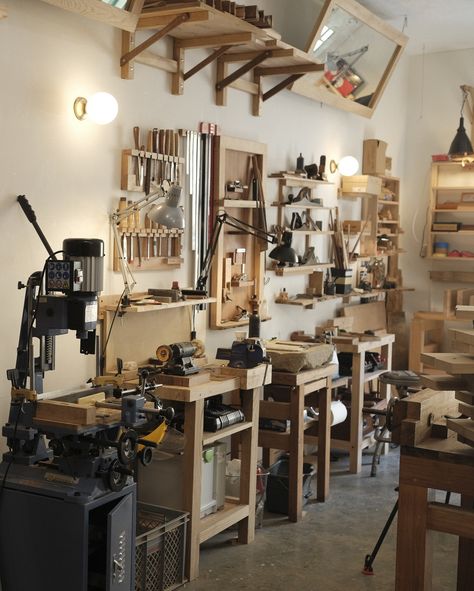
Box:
[36,400,96,426]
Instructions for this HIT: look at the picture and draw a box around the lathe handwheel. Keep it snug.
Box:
[139,447,153,467]
[118,430,138,465]
[108,459,128,492]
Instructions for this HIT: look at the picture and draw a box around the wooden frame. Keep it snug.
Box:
[209,136,268,330]
[290,0,408,118]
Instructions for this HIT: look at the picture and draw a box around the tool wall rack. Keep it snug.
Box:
[121,149,185,192]
[39,1,323,117]
[113,227,184,273]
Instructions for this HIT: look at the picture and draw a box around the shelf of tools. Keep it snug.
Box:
[118,126,185,272]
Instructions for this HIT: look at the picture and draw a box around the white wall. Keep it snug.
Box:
[402,47,474,320]
[0,0,409,432]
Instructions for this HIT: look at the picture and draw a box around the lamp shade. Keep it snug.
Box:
[449,117,473,157]
[269,231,298,266]
[338,156,359,176]
[148,185,185,229]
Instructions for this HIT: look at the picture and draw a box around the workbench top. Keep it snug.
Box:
[335,333,395,354]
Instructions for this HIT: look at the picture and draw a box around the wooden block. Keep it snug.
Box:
[158,371,211,387]
[420,353,474,374]
[244,4,257,19]
[213,364,272,390]
[308,271,324,296]
[459,402,474,418]
[421,375,467,390]
[451,329,474,346]
[362,139,387,176]
[447,418,474,447]
[77,392,106,405]
[342,175,382,196]
[36,400,96,426]
[342,301,386,333]
[392,389,457,446]
[456,391,474,405]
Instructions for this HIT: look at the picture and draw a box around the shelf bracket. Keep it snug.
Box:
[184,46,229,81]
[216,50,272,91]
[120,12,190,67]
[263,74,304,102]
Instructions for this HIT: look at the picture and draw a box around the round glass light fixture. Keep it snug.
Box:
[329,156,359,176]
[73,92,118,124]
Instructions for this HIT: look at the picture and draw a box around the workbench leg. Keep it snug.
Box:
[183,399,204,582]
[350,353,364,474]
[379,342,393,457]
[458,495,474,591]
[238,387,259,543]
[395,482,433,591]
[317,380,331,502]
[289,385,305,522]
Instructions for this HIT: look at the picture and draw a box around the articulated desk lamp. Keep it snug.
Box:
[111,184,185,301]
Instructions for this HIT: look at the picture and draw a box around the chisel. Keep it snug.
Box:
[152,128,158,182]
[158,129,166,184]
[127,200,135,263]
[133,126,143,188]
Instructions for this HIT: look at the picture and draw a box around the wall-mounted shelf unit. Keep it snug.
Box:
[210,136,268,329]
[427,161,474,262]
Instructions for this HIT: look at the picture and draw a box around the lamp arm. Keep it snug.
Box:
[111,217,136,297]
[113,186,166,225]
[195,212,276,292]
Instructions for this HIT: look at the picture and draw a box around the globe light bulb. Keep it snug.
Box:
[74,92,118,124]
[338,156,359,176]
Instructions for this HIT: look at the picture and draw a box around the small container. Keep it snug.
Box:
[331,268,353,294]
[433,241,449,257]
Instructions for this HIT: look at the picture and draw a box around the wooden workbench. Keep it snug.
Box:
[157,365,268,581]
[258,363,336,522]
[335,334,395,473]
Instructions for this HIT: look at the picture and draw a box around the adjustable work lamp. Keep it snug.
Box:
[111,185,184,297]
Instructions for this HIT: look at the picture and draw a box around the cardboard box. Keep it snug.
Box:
[362,139,388,175]
[342,175,382,196]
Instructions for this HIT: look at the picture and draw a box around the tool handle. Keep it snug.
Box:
[152,128,158,153]
[158,129,165,154]
[17,194,36,223]
[133,126,140,150]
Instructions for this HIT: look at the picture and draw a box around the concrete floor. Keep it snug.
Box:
[183,450,458,591]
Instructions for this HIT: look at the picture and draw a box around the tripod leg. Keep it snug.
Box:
[362,498,399,575]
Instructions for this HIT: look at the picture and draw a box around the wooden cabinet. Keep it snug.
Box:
[210,136,269,329]
[427,161,474,261]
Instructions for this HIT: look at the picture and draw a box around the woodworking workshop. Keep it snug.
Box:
[3,1,474,590]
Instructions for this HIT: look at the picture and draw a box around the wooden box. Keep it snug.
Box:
[342,175,382,196]
[362,139,388,176]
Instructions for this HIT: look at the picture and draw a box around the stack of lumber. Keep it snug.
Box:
[420,305,474,447]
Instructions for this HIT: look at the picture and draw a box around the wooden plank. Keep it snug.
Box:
[157,371,211,387]
[458,495,474,591]
[259,400,290,420]
[342,301,387,334]
[229,78,259,95]
[199,502,249,543]
[39,0,139,31]
[457,391,474,405]
[430,271,474,283]
[177,31,255,48]
[258,429,290,451]
[447,419,474,447]
[421,353,474,374]
[427,502,474,540]
[36,400,96,425]
[271,364,335,386]
[451,329,474,346]
[157,376,240,402]
[459,402,474,419]
[215,364,271,389]
[395,483,433,591]
[136,49,178,72]
[202,420,251,445]
[421,375,467,390]
[457,305,474,320]
[289,384,304,522]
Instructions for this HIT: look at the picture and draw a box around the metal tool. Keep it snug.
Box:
[216,338,270,369]
[133,125,144,187]
[156,341,200,376]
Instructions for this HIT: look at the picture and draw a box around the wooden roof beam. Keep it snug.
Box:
[216,50,272,91]
[121,12,190,67]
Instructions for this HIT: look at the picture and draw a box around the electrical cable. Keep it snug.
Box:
[100,287,127,374]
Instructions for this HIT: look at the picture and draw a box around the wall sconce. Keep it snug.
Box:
[73,92,118,124]
[448,87,473,158]
[329,156,359,176]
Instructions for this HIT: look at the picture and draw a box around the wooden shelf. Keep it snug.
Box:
[291,230,334,236]
[271,202,334,210]
[270,176,334,188]
[434,208,474,213]
[433,186,474,191]
[272,263,333,276]
[202,421,252,445]
[199,502,250,544]
[378,220,399,225]
[221,199,262,209]
[378,199,399,205]
[426,256,474,262]
[340,192,375,199]
[214,316,271,330]
[100,296,216,314]
[430,231,474,236]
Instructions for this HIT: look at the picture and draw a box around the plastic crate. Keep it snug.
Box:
[266,458,315,515]
[135,503,188,591]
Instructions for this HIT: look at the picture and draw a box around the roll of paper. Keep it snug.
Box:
[330,400,348,426]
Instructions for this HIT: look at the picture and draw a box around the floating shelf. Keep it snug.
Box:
[100,295,216,314]
[270,202,334,210]
[270,176,334,188]
[272,263,333,276]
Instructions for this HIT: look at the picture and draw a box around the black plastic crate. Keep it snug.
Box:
[135,503,188,591]
[265,458,315,515]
